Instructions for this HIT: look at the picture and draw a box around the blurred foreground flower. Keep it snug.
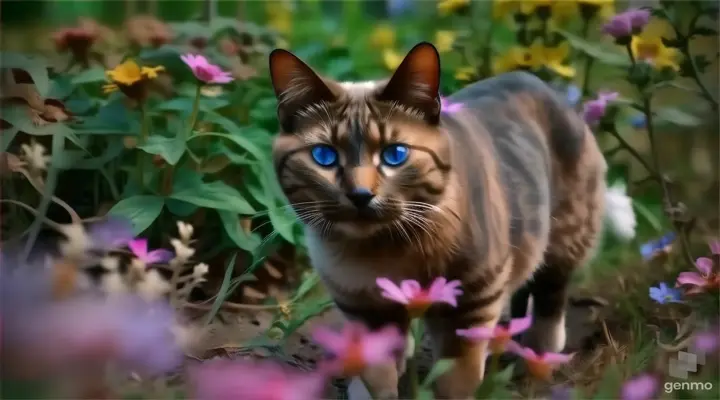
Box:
[676,244,719,294]
[376,277,462,318]
[383,48,404,70]
[103,59,165,101]
[507,341,573,380]
[604,181,637,241]
[602,8,651,44]
[456,316,532,354]
[582,91,618,125]
[438,0,469,16]
[493,47,532,75]
[181,54,234,84]
[312,322,404,377]
[649,282,683,304]
[128,238,174,265]
[454,66,476,81]
[188,359,326,400]
[693,325,719,353]
[434,30,456,53]
[577,0,615,21]
[441,96,463,114]
[631,32,680,71]
[20,140,51,173]
[52,19,104,67]
[125,15,173,48]
[620,373,658,400]
[640,232,676,260]
[528,41,576,78]
[370,24,396,49]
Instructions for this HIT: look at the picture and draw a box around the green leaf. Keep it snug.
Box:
[154,97,229,116]
[325,58,354,79]
[205,252,237,324]
[138,135,186,165]
[1,126,19,152]
[421,359,455,389]
[654,107,702,127]
[218,210,262,252]
[201,111,272,161]
[71,67,107,85]
[0,52,50,96]
[632,201,663,233]
[556,29,631,67]
[0,106,74,137]
[165,199,199,217]
[108,195,165,235]
[171,172,255,214]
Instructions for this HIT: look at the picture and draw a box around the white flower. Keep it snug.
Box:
[176,221,194,243]
[20,141,50,172]
[192,262,209,280]
[101,271,129,296]
[604,181,637,241]
[170,238,195,263]
[136,269,171,302]
[57,223,90,260]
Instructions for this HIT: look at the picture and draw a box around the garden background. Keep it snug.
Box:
[0,0,718,399]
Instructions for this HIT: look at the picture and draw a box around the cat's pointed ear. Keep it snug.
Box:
[377,42,441,125]
[269,49,338,132]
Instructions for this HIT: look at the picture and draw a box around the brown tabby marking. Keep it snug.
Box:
[269,43,606,399]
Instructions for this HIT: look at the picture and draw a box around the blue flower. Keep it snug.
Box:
[387,0,415,18]
[630,114,646,129]
[566,84,582,106]
[640,232,676,260]
[649,282,683,304]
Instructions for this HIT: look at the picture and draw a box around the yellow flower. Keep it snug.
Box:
[102,83,118,94]
[434,30,456,53]
[631,34,680,71]
[577,0,615,20]
[492,47,532,75]
[519,0,553,15]
[370,24,396,49]
[105,59,164,100]
[266,1,292,35]
[141,66,164,79]
[383,49,404,70]
[438,0,470,16]
[454,66,476,81]
[528,41,576,78]
[551,1,579,22]
[493,0,520,19]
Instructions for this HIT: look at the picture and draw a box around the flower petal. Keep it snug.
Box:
[542,352,573,365]
[507,316,533,335]
[128,238,148,258]
[311,326,347,355]
[709,240,720,255]
[144,249,174,264]
[376,278,409,304]
[695,257,713,275]
[677,272,706,287]
[399,280,422,299]
[361,325,403,365]
[456,327,496,340]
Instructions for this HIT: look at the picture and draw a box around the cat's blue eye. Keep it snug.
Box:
[381,144,410,167]
[310,144,339,167]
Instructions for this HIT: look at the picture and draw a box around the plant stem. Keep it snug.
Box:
[672,14,718,107]
[580,19,593,96]
[407,319,420,398]
[136,102,149,189]
[187,84,202,138]
[625,43,636,65]
[606,126,654,175]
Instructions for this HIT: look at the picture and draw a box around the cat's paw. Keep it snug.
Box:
[521,315,566,353]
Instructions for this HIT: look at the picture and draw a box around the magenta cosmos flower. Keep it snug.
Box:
[87,216,134,251]
[506,341,573,381]
[311,321,404,377]
[583,91,619,126]
[376,277,462,318]
[456,316,532,354]
[440,96,463,114]
[180,53,233,84]
[620,373,658,400]
[127,238,174,265]
[188,359,326,400]
[602,9,651,41]
[676,241,719,294]
[693,325,720,353]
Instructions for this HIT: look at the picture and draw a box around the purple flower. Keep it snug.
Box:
[550,385,573,400]
[620,373,658,400]
[603,9,651,39]
[649,282,683,304]
[377,277,462,318]
[128,238,174,264]
[189,359,326,400]
[693,326,719,353]
[582,91,619,125]
[180,53,233,84]
[440,96,463,114]
[640,232,676,260]
[87,216,134,251]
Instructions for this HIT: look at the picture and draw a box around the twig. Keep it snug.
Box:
[671,13,719,107]
[580,19,593,96]
[606,125,655,175]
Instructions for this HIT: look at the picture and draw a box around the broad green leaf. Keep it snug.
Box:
[250,231,283,267]
[556,29,631,67]
[75,98,138,135]
[421,359,455,389]
[71,67,107,85]
[171,177,255,214]
[654,106,702,127]
[165,199,199,217]
[201,111,272,160]
[1,126,19,152]
[108,195,165,235]
[48,76,75,99]
[138,135,186,165]
[632,201,663,233]
[0,52,50,96]
[205,252,238,324]
[0,106,74,137]
[218,210,262,251]
[154,97,229,116]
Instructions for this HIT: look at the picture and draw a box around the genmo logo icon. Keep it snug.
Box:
[668,338,707,380]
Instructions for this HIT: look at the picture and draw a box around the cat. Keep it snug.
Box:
[268,42,606,399]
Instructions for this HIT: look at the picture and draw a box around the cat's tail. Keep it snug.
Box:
[603,181,638,241]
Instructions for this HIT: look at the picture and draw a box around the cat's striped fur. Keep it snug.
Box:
[268,43,606,399]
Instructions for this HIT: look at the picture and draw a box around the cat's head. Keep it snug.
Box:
[269,42,453,239]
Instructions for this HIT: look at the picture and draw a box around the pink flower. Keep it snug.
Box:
[709,239,720,255]
[620,373,658,400]
[376,277,462,318]
[311,321,404,377]
[583,91,619,126]
[456,316,532,354]
[128,238,174,264]
[676,240,719,294]
[602,9,651,40]
[180,53,233,84]
[506,341,573,381]
[693,326,719,354]
[188,359,326,400]
[440,96,463,114]
[87,216,134,251]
